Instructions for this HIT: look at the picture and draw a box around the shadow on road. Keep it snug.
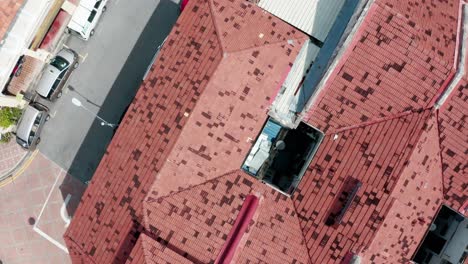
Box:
[61,0,179,217]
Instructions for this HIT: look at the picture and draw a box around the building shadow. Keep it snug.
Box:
[295,0,364,114]
[61,0,179,217]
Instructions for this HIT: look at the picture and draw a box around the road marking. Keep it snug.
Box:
[0,150,38,188]
[35,168,61,224]
[33,226,69,253]
[62,44,70,49]
[33,168,69,254]
[79,52,88,63]
[60,194,72,227]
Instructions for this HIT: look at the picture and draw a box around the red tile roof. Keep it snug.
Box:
[360,112,445,263]
[144,171,310,264]
[136,109,443,264]
[0,0,24,41]
[209,0,302,52]
[304,0,459,133]
[126,235,145,264]
[438,79,468,213]
[126,234,192,264]
[65,0,467,263]
[293,109,432,263]
[64,0,306,262]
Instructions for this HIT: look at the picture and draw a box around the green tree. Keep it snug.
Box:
[0,107,22,128]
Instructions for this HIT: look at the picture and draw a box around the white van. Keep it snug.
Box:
[67,0,108,40]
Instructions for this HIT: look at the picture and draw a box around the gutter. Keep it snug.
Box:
[434,3,467,109]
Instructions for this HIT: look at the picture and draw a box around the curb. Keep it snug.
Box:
[0,149,38,187]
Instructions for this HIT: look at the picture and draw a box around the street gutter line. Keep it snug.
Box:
[0,149,38,188]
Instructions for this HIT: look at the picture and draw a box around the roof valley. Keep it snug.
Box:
[207,0,228,54]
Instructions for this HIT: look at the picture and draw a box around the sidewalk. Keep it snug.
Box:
[0,140,28,180]
[0,152,85,264]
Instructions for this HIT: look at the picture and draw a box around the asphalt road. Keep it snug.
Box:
[39,0,180,183]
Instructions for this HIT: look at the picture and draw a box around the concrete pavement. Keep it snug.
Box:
[38,0,180,183]
[0,140,27,180]
[0,152,85,264]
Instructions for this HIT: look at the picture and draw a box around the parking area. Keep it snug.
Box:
[36,0,179,183]
[0,152,85,264]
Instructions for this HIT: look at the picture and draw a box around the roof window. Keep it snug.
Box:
[325,178,362,227]
[242,118,323,195]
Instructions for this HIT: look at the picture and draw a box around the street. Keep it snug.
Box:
[0,1,179,263]
[38,0,179,183]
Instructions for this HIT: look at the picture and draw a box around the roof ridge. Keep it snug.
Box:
[337,110,433,255]
[383,110,434,197]
[145,169,242,204]
[208,0,228,54]
[138,233,152,262]
[208,0,308,54]
[331,108,432,135]
[226,35,309,55]
[434,109,449,203]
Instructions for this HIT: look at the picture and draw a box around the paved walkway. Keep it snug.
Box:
[0,140,27,178]
[0,152,85,264]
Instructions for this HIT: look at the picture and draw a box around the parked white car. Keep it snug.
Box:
[35,48,78,101]
[15,103,49,149]
[67,0,108,40]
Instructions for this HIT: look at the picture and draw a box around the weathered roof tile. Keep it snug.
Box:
[65,0,466,263]
[438,79,468,213]
[305,0,459,133]
[64,0,306,262]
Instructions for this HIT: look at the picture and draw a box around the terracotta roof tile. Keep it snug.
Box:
[438,79,468,213]
[293,109,431,263]
[126,234,192,264]
[361,113,444,263]
[376,0,459,62]
[144,171,310,264]
[148,41,304,199]
[126,235,145,264]
[0,0,24,41]
[64,0,306,262]
[64,0,467,262]
[304,1,459,133]
[210,0,304,52]
[65,0,224,261]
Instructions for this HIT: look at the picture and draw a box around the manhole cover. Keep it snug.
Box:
[28,217,35,225]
